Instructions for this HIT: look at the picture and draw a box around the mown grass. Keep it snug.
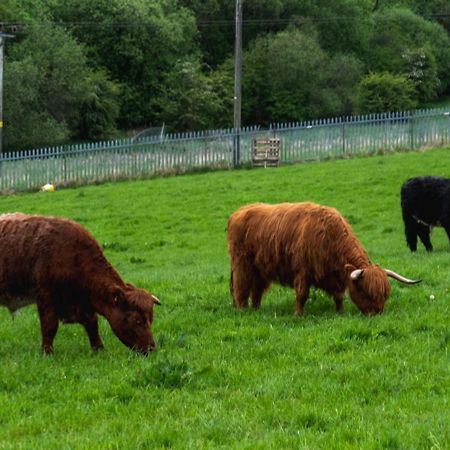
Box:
[0,148,449,449]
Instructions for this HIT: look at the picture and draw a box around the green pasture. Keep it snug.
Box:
[0,148,449,449]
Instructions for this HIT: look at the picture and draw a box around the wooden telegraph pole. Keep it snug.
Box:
[233,0,243,167]
[0,24,16,154]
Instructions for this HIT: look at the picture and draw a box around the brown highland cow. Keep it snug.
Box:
[227,202,420,316]
[0,213,160,354]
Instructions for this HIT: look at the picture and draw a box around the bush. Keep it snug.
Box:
[243,27,363,124]
[356,72,418,113]
[402,46,440,102]
[367,8,450,93]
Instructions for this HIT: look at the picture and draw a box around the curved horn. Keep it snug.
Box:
[385,269,422,284]
[350,269,364,280]
[152,295,161,305]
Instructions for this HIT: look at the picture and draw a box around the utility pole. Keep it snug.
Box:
[233,0,243,167]
[0,24,16,154]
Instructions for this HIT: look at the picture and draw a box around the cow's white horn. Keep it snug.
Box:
[153,295,162,305]
[384,269,422,284]
[350,269,363,280]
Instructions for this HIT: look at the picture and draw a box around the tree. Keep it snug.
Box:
[177,0,235,68]
[0,0,21,21]
[155,58,233,131]
[402,47,439,102]
[3,22,120,150]
[242,27,362,124]
[51,0,199,128]
[366,8,450,95]
[77,70,121,140]
[4,56,69,151]
[296,0,373,57]
[356,72,417,113]
[179,0,374,67]
[369,0,450,34]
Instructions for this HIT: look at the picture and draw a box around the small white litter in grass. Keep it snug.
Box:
[41,183,55,192]
[429,294,435,301]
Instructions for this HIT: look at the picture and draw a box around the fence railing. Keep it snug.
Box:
[1,108,450,192]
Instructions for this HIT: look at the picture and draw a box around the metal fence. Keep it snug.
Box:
[1,108,450,192]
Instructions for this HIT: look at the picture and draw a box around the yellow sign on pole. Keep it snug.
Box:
[0,121,3,128]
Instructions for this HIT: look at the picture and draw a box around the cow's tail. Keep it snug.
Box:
[229,269,234,298]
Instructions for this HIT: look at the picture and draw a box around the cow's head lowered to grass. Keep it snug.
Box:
[345,264,420,316]
[105,284,161,354]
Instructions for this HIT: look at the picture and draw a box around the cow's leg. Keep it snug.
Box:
[416,223,433,252]
[440,220,450,248]
[294,277,310,316]
[251,271,269,309]
[230,262,252,309]
[333,294,344,314]
[37,299,59,354]
[444,228,450,248]
[402,212,418,251]
[81,314,104,351]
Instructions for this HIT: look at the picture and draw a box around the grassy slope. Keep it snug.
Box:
[0,148,449,449]
[420,95,450,109]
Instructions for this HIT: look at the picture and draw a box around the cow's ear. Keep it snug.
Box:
[111,286,127,307]
[345,264,357,276]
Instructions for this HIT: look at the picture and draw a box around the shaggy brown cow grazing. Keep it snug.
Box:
[0,213,161,354]
[228,202,420,316]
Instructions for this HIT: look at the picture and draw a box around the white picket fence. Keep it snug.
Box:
[1,108,450,192]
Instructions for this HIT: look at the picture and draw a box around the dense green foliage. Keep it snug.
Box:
[2,0,450,150]
[50,0,198,129]
[0,148,448,448]
[357,72,418,113]
[366,8,450,94]
[4,22,120,150]
[242,27,362,124]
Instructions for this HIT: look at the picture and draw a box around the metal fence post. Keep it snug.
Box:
[63,146,67,183]
[342,121,346,153]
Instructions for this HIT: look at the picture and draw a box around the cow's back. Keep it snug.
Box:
[0,214,112,295]
[228,202,364,283]
[401,176,450,223]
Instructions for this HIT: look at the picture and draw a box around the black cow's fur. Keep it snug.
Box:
[400,176,450,251]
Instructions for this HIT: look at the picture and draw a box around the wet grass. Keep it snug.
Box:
[0,147,448,449]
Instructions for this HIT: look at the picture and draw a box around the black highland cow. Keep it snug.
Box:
[401,176,450,251]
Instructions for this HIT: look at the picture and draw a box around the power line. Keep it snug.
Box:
[0,17,363,27]
[1,12,449,31]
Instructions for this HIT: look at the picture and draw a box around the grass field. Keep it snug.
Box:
[421,95,450,110]
[0,148,449,449]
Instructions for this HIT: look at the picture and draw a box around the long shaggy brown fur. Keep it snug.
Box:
[227,202,390,315]
[0,213,159,354]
